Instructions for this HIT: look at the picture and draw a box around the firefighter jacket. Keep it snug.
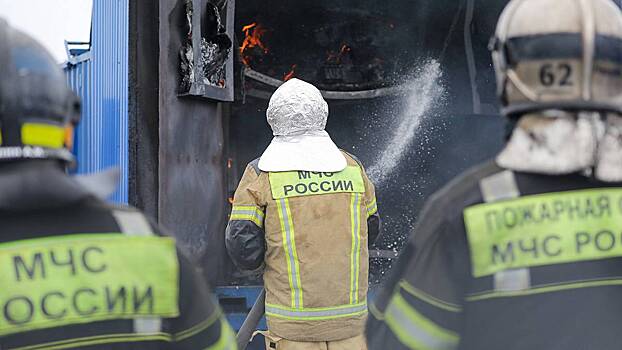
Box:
[367,160,622,350]
[0,161,236,350]
[226,151,380,342]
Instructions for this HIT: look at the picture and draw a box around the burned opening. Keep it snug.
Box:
[179,0,234,100]
[224,0,510,285]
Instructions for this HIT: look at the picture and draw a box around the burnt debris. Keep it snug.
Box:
[180,0,232,92]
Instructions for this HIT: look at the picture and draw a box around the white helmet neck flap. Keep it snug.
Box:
[258,79,347,172]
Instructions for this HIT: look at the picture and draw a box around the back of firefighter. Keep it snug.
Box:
[0,19,236,350]
[226,79,380,350]
[366,0,622,349]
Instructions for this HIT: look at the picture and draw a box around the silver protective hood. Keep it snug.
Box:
[259,78,347,172]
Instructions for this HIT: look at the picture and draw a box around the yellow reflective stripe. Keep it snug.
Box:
[399,281,463,313]
[277,198,303,308]
[466,277,622,302]
[286,199,303,308]
[0,234,179,337]
[204,319,236,350]
[350,193,362,304]
[265,302,367,321]
[367,197,378,216]
[15,314,234,350]
[464,188,622,277]
[174,309,223,341]
[230,205,265,228]
[21,123,65,148]
[385,294,459,350]
[13,333,173,350]
[368,301,384,320]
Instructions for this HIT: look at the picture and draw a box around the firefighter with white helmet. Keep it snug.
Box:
[226,78,380,349]
[0,19,236,349]
[366,0,622,349]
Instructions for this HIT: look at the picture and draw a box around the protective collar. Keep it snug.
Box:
[258,130,347,172]
[0,161,90,211]
[496,112,622,182]
[0,161,119,211]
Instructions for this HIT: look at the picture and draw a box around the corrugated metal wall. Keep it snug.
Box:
[65,0,129,203]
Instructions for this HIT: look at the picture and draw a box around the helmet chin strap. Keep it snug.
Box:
[0,146,74,164]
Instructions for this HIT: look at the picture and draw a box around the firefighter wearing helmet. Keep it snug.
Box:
[0,19,236,350]
[366,0,622,349]
[226,78,381,349]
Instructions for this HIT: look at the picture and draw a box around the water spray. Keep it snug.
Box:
[367,60,445,184]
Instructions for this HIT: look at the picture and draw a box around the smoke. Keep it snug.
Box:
[367,60,445,184]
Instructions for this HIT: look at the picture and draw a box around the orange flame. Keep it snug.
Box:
[283,64,297,81]
[240,22,268,66]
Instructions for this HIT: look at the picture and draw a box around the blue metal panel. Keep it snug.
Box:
[64,0,129,203]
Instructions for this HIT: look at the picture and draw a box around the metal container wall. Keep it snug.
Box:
[65,0,129,203]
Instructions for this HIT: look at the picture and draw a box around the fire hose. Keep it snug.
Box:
[234,250,398,349]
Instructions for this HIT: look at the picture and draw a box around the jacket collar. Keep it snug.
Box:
[0,160,92,211]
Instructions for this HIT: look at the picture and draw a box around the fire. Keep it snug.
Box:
[240,22,268,66]
[326,44,351,64]
[283,64,297,81]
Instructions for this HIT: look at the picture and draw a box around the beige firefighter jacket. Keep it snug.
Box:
[226,151,379,341]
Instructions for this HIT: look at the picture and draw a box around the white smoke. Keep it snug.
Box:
[367,60,445,184]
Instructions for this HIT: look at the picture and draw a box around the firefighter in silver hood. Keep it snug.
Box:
[366,0,622,349]
[226,78,380,349]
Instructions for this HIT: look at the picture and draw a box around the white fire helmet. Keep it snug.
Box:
[258,78,347,172]
[490,0,622,117]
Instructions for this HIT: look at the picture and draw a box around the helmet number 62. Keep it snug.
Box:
[539,63,573,87]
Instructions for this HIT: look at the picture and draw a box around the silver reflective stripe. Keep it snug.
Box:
[494,268,531,292]
[479,171,531,291]
[113,210,161,332]
[479,170,519,202]
[278,199,302,308]
[386,302,458,350]
[265,303,367,319]
[112,210,154,236]
[133,317,162,334]
[350,193,361,304]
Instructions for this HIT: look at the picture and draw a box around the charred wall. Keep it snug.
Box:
[129,0,159,219]
[158,0,229,284]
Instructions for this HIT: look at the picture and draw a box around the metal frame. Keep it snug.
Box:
[244,67,417,100]
[179,0,235,101]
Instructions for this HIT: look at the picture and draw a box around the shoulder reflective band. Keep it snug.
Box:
[464,188,622,277]
[0,234,179,336]
[269,166,365,199]
[206,319,237,350]
[230,205,265,228]
[265,301,367,321]
[113,210,153,237]
[385,294,459,350]
[21,123,65,149]
[366,197,378,217]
